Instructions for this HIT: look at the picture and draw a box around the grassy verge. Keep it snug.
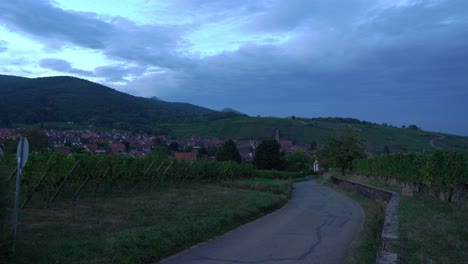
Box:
[338,173,468,263]
[398,194,468,263]
[255,170,303,179]
[221,178,292,196]
[317,173,386,264]
[4,182,290,264]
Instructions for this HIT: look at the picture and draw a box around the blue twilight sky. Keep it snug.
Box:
[0,0,467,135]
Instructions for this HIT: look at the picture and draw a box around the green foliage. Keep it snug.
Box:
[286,150,311,172]
[0,152,258,206]
[216,139,241,163]
[254,139,286,170]
[18,129,49,152]
[150,146,170,159]
[318,133,366,175]
[352,151,468,202]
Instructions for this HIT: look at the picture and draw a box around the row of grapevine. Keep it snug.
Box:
[352,151,468,203]
[0,153,256,208]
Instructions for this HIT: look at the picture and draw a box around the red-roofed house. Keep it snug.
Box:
[110,143,127,154]
[0,129,16,140]
[208,138,224,147]
[84,144,99,153]
[174,152,198,161]
[280,140,293,151]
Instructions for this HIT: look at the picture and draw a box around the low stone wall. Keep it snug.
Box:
[331,177,399,264]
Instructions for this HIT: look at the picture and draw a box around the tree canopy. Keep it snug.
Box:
[286,150,311,172]
[254,139,286,170]
[318,133,366,175]
[216,139,242,163]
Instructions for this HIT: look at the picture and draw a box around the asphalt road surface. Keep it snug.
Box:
[160,180,364,264]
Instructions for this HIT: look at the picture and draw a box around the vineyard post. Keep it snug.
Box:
[217,163,225,182]
[131,160,156,192]
[159,161,174,186]
[20,162,57,209]
[94,161,114,195]
[448,152,456,203]
[6,167,17,182]
[149,161,167,190]
[181,162,195,184]
[72,160,102,203]
[50,160,81,203]
[143,161,164,191]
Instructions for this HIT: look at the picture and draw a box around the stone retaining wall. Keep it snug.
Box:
[331,177,399,264]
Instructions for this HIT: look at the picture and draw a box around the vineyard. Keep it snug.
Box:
[352,151,468,204]
[0,153,269,209]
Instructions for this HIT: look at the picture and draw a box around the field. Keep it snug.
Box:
[1,179,292,264]
[157,116,468,154]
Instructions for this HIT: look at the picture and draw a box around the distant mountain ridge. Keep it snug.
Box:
[221,107,244,115]
[0,75,239,132]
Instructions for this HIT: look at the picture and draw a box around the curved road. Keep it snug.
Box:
[160,180,364,264]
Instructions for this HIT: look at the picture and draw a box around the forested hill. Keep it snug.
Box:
[0,75,239,132]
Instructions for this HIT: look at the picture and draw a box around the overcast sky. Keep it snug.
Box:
[0,0,467,135]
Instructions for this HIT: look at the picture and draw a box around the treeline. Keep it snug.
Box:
[352,151,468,203]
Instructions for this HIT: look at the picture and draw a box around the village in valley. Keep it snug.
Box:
[0,128,317,162]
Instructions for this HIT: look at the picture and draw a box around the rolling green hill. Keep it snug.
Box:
[158,116,468,154]
[1,74,466,153]
[0,75,238,133]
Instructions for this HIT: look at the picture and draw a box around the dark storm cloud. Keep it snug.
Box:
[39,58,94,76]
[246,0,369,32]
[0,0,189,72]
[0,0,111,49]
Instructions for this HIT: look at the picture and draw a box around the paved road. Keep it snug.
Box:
[160,180,364,264]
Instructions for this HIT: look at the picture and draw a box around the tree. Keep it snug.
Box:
[19,129,49,152]
[254,139,286,170]
[168,142,179,151]
[317,133,366,175]
[150,146,170,159]
[216,139,242,163]
[383,145,390,154]
[309,141,317,151]
[286,150,311,172]
[198,144,209,158]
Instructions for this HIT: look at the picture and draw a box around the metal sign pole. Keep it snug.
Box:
[12,136,28,255]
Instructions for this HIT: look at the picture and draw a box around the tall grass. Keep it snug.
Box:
[8,183,290,263]
[255,170,303,179]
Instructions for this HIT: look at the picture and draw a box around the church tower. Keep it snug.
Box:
[275,130,280,143]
